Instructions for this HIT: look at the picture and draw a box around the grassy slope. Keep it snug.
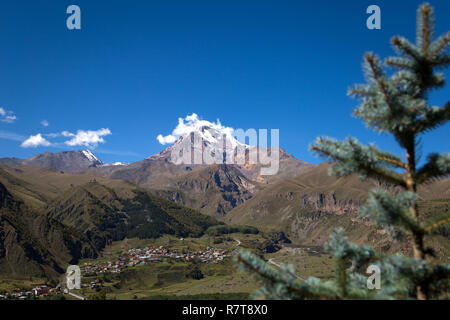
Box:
[0,165,221,279]
[0,180,99,279]
[226,162,450,258]
[0,164,133,210]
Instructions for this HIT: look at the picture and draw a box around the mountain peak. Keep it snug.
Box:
[148,126,247,162]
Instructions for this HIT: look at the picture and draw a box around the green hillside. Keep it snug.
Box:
[0,181,98,279]
[0,166,220,279]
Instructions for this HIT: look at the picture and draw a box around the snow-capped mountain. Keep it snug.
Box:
[0,150,104,172]
[147,124,313,183]
[149,125,248,164]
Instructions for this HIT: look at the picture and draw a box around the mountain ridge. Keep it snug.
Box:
[0,123,315,187]
[0,150,103,172]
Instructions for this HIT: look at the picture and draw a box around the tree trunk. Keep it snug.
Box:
[405,144,427,300]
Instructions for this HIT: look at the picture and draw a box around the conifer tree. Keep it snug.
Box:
[235,3,449,300]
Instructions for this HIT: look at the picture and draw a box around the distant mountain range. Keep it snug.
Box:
[0,150,104,172]
[0,125,313,216]
[0,125,448,278]
[1,125,313,183]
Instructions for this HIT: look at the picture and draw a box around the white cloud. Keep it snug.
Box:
[21,134,51,148]
[19,128,112,149]
[157,134,177,145]
[63,128,112,148]
[156,113,235,145]
[41,120,49,127]
[0,107,17,123]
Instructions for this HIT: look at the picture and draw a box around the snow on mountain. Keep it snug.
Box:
[146,113,313,181]
[156,113,242,146]
[150,113,248,163]
[81,150,101,163]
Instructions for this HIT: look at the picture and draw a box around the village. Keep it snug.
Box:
[82,245,229,274]
[0,245,229,300]
[0,285,66,300]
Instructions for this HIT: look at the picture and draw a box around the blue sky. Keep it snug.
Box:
[0,0,449,164]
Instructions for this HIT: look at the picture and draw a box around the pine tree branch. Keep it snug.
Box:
[348,88,375,97]
[415,102,450,134]
[428,32,450,58]
[310,138,407,187]
[419,4,432,53]
[392,37,420,61]
[311,145,404,186]
[385,58,414,70]
[235,251,341,300]
[352,109,387,121]
[406,104,425,114]
[377,156,407,169]
[363,54,413,134]
[423,264,450,297]
[390,70,417,89]
[360,189,423,236]
[365,55,388,96]
[415,152,450,184]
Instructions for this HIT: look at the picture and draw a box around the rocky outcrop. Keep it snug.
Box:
[151,164,258,217]
[301,192,362,215]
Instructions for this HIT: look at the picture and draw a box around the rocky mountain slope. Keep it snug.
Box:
[226,162,450,253]
[146,127,314,184]
[151,164,259,216]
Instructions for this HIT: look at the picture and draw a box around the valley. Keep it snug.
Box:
[0,132,448,299]
[1,233,336,300]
